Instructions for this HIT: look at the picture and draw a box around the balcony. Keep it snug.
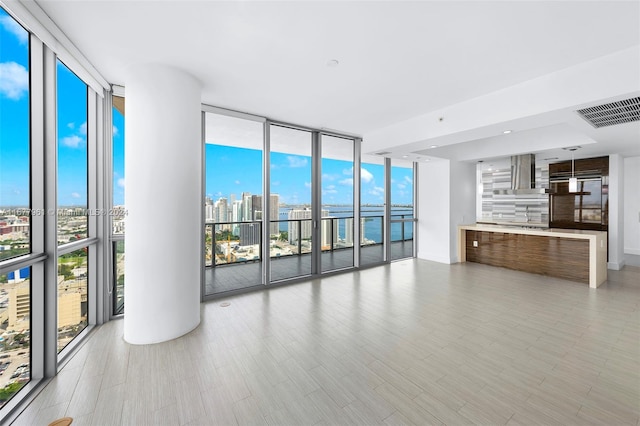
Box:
[205,215,414,295]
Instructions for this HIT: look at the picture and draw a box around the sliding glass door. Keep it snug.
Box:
[204,112,264,295]
[201,113,416,297]
[269,125,313,282]
[320,135,355,273]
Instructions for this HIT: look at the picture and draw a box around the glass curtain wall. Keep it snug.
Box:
[1,5,102,413]
[56,60,90,351]
[269,125,313,282]
[56,60,88,245]
[360,154,386,265]
[390,159,415,260]
[320,135,354,273]
[0,8,32,408]
[204,112,264,294]
[0,9,30,261]
[111,95,125,315]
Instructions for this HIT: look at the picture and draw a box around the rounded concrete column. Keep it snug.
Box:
[124,64,202,344]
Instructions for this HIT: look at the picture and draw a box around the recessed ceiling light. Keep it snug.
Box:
[430,145,438,149]
[503,130,512,134]
[327,59,339,67]
[402,155,409,158]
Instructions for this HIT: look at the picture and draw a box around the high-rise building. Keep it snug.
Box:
[251,195,262,221]
[239,222,261,246]
[242,193,252,223]
[321,217,338,249]
[205,204,214,222]
[215,197,229,230]
[288,208,329,245]
[232,200,243,236]
[270,194,280,236]
[345,217,354,246]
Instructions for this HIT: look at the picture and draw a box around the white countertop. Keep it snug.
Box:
[459,224,607,240]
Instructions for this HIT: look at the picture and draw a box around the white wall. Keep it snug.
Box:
[417,160,451,263]
[608,154,625,269]
[449,161,477,262]
[417,159,475,264]
[624,156,640,256]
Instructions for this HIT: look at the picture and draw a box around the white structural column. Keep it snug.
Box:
[124,64,202,344]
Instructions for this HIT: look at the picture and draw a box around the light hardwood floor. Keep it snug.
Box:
[13,259,640,425]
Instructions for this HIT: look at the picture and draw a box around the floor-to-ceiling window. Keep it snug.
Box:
[0,7,32,408]
[320,135,355,273]
[205,111,265,294]
[269,125,313,281]
[390,159,415,260]
[56,60,89,352]
[360,154,386,265]
[0,9,30,262]
[200,113,417,295]
[111,95,125,315]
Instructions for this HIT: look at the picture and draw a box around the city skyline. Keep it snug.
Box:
[205,144,413,208]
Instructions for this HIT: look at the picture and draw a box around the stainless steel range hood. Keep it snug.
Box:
[493,154,548,195]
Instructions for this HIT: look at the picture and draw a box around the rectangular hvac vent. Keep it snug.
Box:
[376,151,391,155]
[576,97,640,128]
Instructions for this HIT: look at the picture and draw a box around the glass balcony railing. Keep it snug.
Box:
[205,221,263,267]
[204,214,414,268]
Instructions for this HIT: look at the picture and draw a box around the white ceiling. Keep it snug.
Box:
[33,0,640,163]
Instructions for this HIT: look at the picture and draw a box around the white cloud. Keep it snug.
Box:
[272,181,280,186]
[71,192,81,199]
[322,173,336,181]
[287,156,308,168]
[113,125,119,136]
[0,16,28,45]
[0,62,28,100]
[339,178,353,186]
[79,122,87,135]
[234,180,241,185]
[404,175,413,185]
[304,182,312,189]
[67,122,75,130]
[117,178,125,188]
[397,183,406,190]
[361,168,374,183]
[368,186,384,197]
[323,185,338,195]
[60,135,85,149]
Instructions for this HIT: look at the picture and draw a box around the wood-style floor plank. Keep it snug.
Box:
[12,260,640,426]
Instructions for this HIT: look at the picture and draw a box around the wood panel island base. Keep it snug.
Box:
[458,225,608,288]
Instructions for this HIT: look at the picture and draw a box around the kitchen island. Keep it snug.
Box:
[458,224,607,288]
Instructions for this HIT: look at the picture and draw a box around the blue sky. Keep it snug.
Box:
[113,107,125,205]
[0,8,29,208]
[56,60,88,207]
[1,8,89,208]
[206,144,413,206]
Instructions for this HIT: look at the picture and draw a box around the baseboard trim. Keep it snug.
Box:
[608,260,626,270]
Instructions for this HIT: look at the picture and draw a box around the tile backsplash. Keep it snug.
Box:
[479,165,549,226]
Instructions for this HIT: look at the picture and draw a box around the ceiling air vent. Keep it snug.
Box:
[376,151,391,156]
[576,97,640,128]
